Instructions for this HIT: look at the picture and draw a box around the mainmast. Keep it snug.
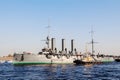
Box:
[89,27,97,54]
[90,27,94,54]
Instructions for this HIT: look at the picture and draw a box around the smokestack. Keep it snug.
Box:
[62,39,65,51]
[51,38,55,50]
[71,39,74,51]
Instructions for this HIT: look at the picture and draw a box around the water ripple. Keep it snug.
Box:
[0,62,120,80]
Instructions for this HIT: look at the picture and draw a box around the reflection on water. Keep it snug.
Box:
[0,62,120,80]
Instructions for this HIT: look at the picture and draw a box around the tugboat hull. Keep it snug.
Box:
[115,59,120,62]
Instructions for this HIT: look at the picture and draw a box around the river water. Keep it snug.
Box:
[0,62,120,80]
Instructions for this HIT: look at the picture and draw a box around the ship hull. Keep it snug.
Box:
[13,53,78,65]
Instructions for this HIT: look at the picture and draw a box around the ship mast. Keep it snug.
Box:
[90,27,97,54]
[46,19,50,49]
[91,27,94,54]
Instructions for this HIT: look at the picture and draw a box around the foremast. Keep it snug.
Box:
[46,19,51,49]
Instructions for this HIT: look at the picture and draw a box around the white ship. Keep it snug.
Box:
[13,37,80,65]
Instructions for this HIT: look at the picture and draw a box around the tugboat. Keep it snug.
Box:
[73,52,103,65]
